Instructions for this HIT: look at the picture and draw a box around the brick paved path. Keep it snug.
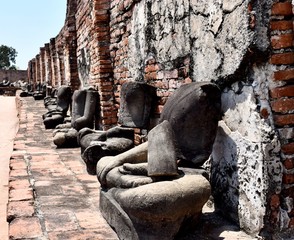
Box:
[7,97,118,240]
[5,96,255,240]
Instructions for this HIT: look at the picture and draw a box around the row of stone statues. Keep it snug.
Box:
[19,81,47,100]
[43,86,72,129]
[39,81,222,239]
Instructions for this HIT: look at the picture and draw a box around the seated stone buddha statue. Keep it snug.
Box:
[96,82,222,240]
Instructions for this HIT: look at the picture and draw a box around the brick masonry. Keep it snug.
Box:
[26,0,294,236]
[269,0,294,230]
[0,69,27,83]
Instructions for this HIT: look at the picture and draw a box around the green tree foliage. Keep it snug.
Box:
[0,45,18,70]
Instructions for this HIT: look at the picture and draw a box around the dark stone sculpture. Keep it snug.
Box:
[43,88,57,111]
[147,120,178,177]
[96,82,221,240]
[19,83,33,97]
[0,79,10,87]
[33,82,47,100]
[118,81,157,128]
[160,82,222,166]
[71,88,100,131]
[42,86,72,129]
[79,81,156,175]
[52,88,99,148]
[78,126,134,175]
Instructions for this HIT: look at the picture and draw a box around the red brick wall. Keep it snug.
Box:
[40,47,46,84]
[109,0,135,129]
[269,0,294,228]
[26,0,294,233]
[94,0,117,129]
[76,0,116,129]
[75,0,92,86]
[44,43,52,86]
[64,0,79,90]
[49,38,58,88]
[27,60,35,86]
[35,54,40,90]
[143,57,192,116]
[109,0,193,142]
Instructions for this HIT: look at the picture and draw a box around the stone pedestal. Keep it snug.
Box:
[99,171,211,240]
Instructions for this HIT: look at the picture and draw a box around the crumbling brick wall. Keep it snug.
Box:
[267,0,294,231]
[49,38,58,87]
[27,0,294,237]
[28,0,79,91]
[40,47,46,84]
[75,0,117,129]
[0,69,28,83]
[44,44,52,85]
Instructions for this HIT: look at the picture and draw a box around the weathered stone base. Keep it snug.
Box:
[100,190,139,240]
[100,189,187,240]
[100,173,211,240]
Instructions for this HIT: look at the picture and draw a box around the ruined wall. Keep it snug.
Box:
[109,0,272,235]
[0,69,28,83]
[75,0,92,86]
[109,0,294,236]
[49,38,58,87]
[212,0,294,236]
[27,0,294,237]
[268,0,294,233]
[109,0,259,137]
[75,0,117,129]
[40,47,46,84]
[44,44,52,85]
[27,60,35,86]
[35,54,40,86]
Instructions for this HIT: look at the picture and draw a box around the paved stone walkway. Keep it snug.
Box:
[7,96,118,240]
[3,95,255,240]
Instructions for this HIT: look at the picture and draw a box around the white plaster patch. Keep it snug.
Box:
[151,0,190,63]
[212,80,281,234]
[280,208,290,230]
[128,0,147,81]
[221,85,262,142]
[252,63,283,195]
[216,1,253,77]
[190,14,222,81]
[223,0,244,12]
[190,0,209,14]
[129,0,253,82]
[207,0,223,34]
[212,120,266,234]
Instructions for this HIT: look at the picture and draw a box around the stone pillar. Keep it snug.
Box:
[75,0,116,130]
[50,38,58,88]
[58,46,66,86]
[27,60,35,86]
[40,47,46,84]
[55,43,65,87]
[93,0,116,130]
[44,43,52,86]
[65,0,79,90]
[35,54,40,90]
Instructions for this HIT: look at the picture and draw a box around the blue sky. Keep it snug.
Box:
[0,0,67,70]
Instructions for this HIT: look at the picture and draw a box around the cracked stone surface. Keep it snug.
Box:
[129,0,253,82]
